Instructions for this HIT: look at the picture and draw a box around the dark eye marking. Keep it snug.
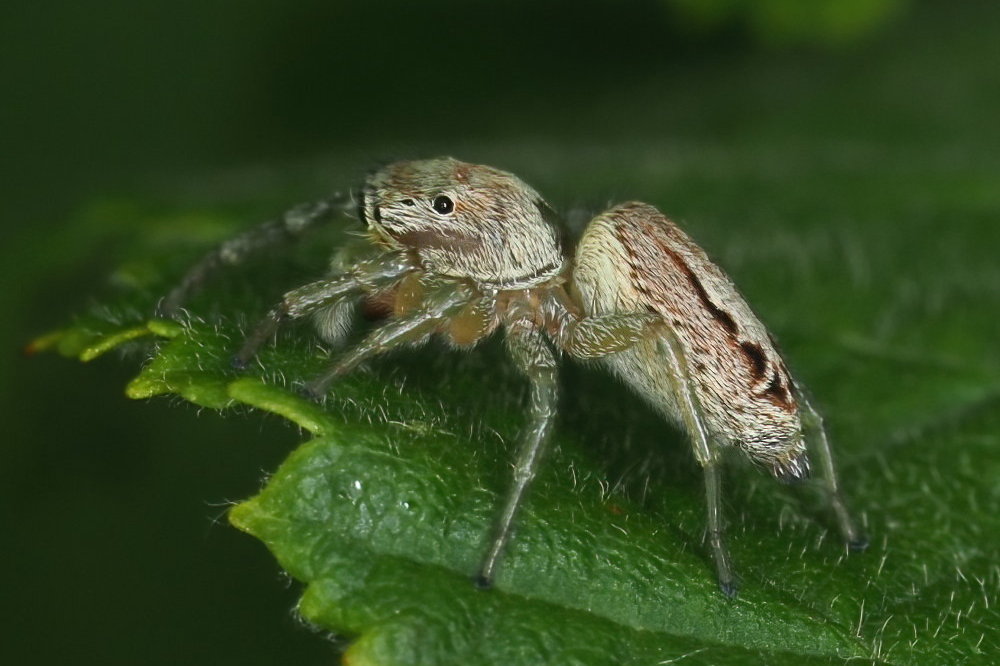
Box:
[401,199,415,206]
[433,195,455,215]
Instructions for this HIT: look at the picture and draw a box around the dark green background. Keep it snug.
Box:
[3,1,998,664]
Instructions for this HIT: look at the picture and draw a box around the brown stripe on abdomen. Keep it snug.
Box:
[654,240,739,337]
[761,370,795,411]
[739,341,768,380]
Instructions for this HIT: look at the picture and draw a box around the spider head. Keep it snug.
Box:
[359,157,565,289]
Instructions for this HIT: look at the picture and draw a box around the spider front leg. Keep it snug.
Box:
[157,195,348,317]
[302,289,467,399]
[233,254,412,368]
[477,319,558,588]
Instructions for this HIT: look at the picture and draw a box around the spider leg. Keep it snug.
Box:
[551,295,738,594]
[796,392,868,551]
[157,195,349,317]
[476,319,558,588]
[559,311,660,359]
[302,290,468,398]
[657,330,738,598]
[234,254,412,367]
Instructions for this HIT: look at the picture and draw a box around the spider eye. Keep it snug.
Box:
[401,198,415,206]
[432,195,454,215]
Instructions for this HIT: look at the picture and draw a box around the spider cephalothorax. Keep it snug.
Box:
[361,157,564,289]
[161,157,865,596]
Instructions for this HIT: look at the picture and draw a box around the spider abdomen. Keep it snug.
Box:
[573,202,808,479]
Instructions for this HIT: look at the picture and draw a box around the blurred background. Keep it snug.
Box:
[1,0,915,228]
[2,0,998,664]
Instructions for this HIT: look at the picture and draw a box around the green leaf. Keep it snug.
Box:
[41,157,1000,664]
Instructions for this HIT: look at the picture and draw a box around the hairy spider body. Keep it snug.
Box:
[161,157,864,596]
[574,203,806,478]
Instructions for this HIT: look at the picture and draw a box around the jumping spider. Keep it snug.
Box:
[159,157,866,596]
